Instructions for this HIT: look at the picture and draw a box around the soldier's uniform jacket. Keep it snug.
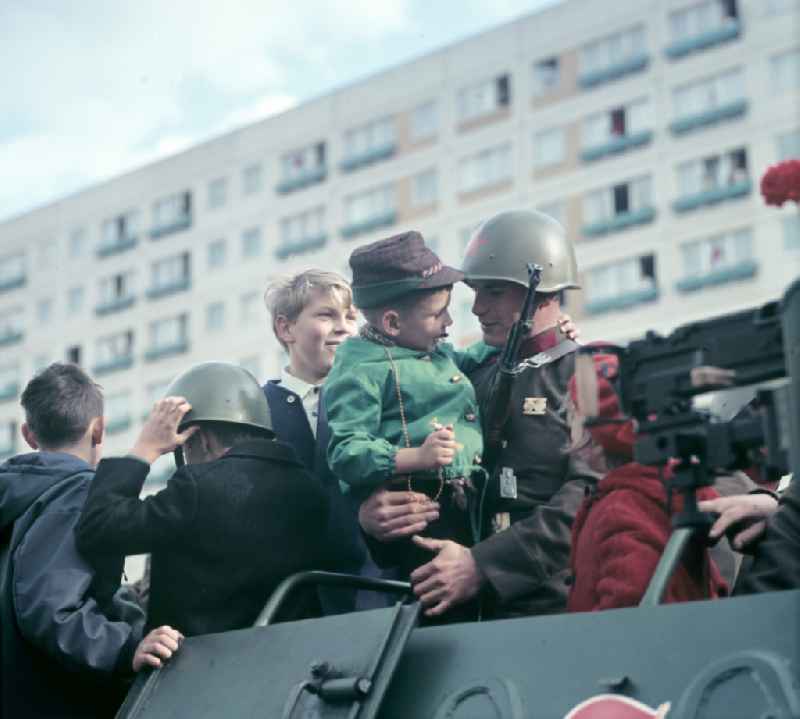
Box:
[467,327,601,618]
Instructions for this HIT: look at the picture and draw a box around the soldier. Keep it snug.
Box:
[76,362,330,636]
[361,210,600,619]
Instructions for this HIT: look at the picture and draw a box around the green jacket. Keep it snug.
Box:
[326,337,495,493]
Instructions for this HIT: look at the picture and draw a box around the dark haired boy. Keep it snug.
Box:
[325,233,494,616]
[0,363,180,719]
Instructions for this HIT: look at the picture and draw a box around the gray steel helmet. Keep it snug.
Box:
[164,361,273,436]
[461,209,580,292]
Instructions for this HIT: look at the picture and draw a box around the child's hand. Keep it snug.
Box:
[132,625,183,672]
[419,424,456,469]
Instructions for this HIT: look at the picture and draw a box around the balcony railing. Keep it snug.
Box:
[0,276,26,294]
[585,285,659,315]
[146,277,191,300]
[95,295,135,317]
[276,166,327,194]
[675,259,757,293]
[341,210,397,240]
[581,130,653,163]
[144,340,190,362]
[339,143,396,173]
[672,179,752,213]
[578,52,649,89]
[150,215,192,240]
[96,235,137,258]
[93,355,134,376]
[274,234,327,260]
[665,20,741,60]
[582,206,657,237]
[0,331,24,348]
[669,99,748,136]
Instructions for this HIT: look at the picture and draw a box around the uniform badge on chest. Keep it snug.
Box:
[522,397,547,415]
[499,466,518,499]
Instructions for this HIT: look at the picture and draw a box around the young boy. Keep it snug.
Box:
[325,232,495,617]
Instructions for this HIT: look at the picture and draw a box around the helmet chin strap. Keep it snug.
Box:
[174,447,185,468]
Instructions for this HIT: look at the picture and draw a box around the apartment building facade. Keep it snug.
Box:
[0,0,798,460]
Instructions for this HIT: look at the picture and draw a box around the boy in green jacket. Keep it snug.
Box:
[325,232,494,618]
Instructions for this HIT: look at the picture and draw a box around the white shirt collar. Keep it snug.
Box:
[280,366,321,400]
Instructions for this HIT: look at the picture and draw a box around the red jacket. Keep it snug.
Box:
[568,463,728,612]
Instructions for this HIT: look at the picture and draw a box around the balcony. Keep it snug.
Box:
[150,215,192,240]
[96,235,137,258]
[0,383,18,403]
[581,130,653,163]
[339,143,396,174]
[585,285,659,315]
[0,276,26,294]
[95,295,135,317]
[675,259,757,293]
[669,99,748,136]
[93,355,134,376]
[341,210,397,240]
[276,166,327,194]
[145,340,190,362]
[147,277,191,300]
[582,206,657,238]
[665,20,741,60]
[105,416,132,435]
[0,331,23,348]
[673,179,752,213]
[274,234,327,260]
[578,52,649,89]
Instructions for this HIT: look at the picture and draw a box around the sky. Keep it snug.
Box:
[0,0,560,224]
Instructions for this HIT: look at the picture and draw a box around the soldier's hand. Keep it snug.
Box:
[699,493,778,551]
[131,397,199,464]
[132,625,183,672]
[557,313,580,341]
[418,425,456,469]
[359,487,439,541]
[410,536,485,616]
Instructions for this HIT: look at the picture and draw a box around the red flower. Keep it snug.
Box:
[761,160,800,207]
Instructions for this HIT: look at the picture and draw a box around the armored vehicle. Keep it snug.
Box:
[117,278,800,719]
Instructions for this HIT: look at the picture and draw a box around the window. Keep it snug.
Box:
[344,185,395,226]
[281,142,326,183]
[67,286,84,313]
[537,201,566,228]
[38,239,57,269]
[777,129,800,160]
[69,228,86,259]
[99,272,134,305]
[149,315,188,351]
[206,301,225,332]
[242,227,263,258]
[0,421,16,456]
[343,119,394,161]
[673,68,744,119]
[0,308,23,340]
[459,144,512,194]
[240,292,261,325]
[580,25,646,75]
[33,354,49,373]
[457,74,511,122]
[771,48,800,95]
[677,147,748,196]
[280,207,325,247]
[36,298,52,325]
[152,191,192,233]
[587,254,657,304]
[0,363,19,395]
[411,169,438,208]
[764,0,800,14]
[240,355,261,380]
[101,210,139,248]
[784,215,800,251]
[208,239,227,268]
[681,228,752,277]
[0,253,25,288]
[584,176,653,225]
[207,177,227,209]
[584,99,652,148]
[410,101,437,142]
[669,1,738,43]
[151,253,190,291]
[534,127,565,168]
[145,379,170,408]
[532,58,560,97]
[95,331,134,366]
[242,163,263,194]
[105,391,131,430]
[66,345,81,365]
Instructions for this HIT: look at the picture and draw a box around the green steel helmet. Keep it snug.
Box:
[462,209,580,293]
[164,361,273,437]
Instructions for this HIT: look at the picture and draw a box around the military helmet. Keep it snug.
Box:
[461,209,580,293]
[164,361,273,436]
